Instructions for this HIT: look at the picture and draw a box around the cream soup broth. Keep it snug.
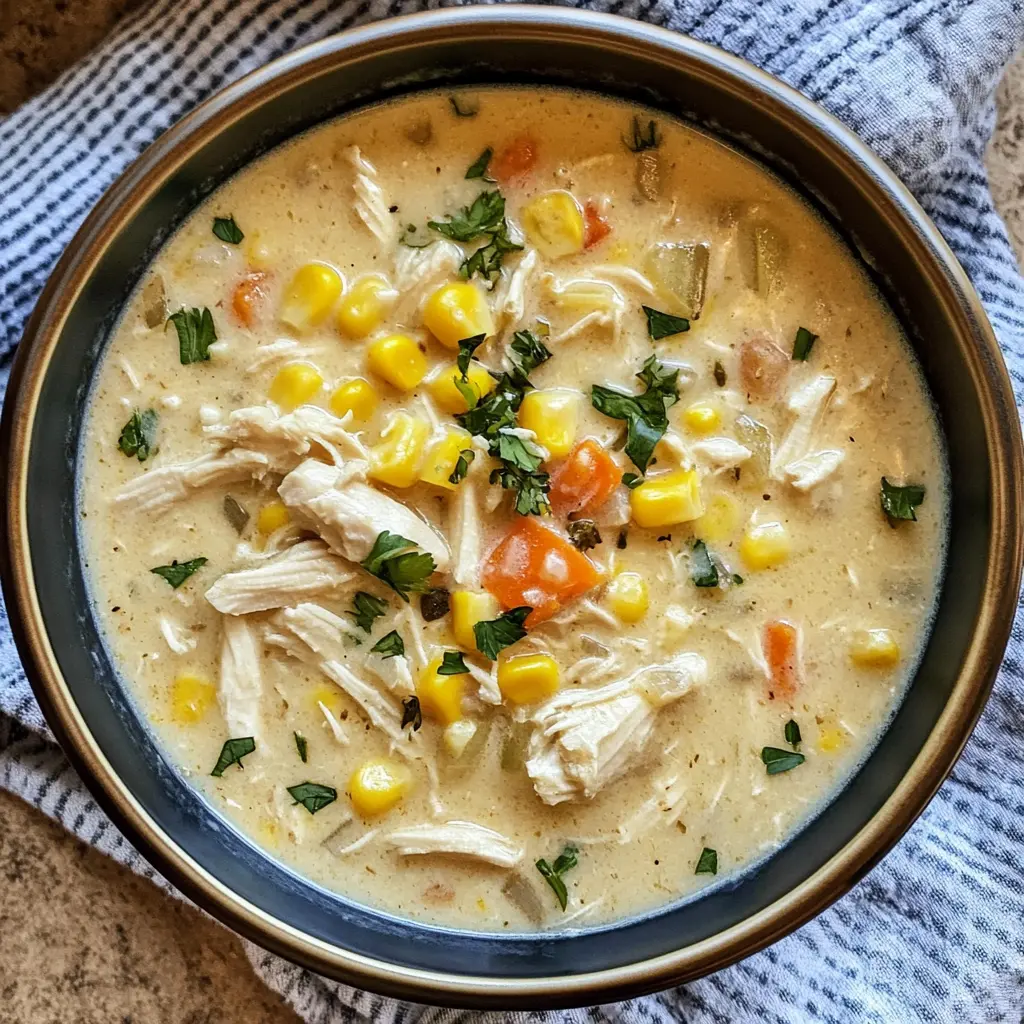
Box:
[79,89,947,930]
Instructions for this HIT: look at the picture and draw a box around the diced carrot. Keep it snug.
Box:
[763,620,800,700]
[490,136,538,183]
[233,271,269,328]
[548,439,621,518]
[583,201,612,249]
[482,518,602,625]
[739,334,789,400]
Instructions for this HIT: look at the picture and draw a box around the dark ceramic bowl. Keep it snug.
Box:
[2,6,1021,1008]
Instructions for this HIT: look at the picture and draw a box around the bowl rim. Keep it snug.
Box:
[2,5,1022,1006]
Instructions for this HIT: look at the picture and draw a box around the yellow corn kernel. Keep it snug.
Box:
[417,657,466,725]
[279,262,343,331]
[683,403,721,434]
[243,230,272,271]
[268,362,324,411]
[256,500,290,535]
[170,674,215,724]
[366,333,427,392]
[349,758,411,817]
[427,363,497,414]
[422,281,495,349]
[329,377,379,423]
[497,653,560,705]
[443,720,478,759]
[368,412,430,488]
[818,726,845,753]
[337,275,397,339]
[420,429,473,490]
[739,521,791,570]
[605,572,649,623]
[518,388,580,458]
[521,190,585,259]
[630,469,704,528]
[849,629,901,668]
[694,493,741,544]
[451,590,500,651]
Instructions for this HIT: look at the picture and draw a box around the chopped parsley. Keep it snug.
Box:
[622,472,643,489]
[465,147,494,180]
[448,448,476,485]
[294,732,308,763]
[624,116,660,152]
[287,781,337,815]
[695,847,718,875]
[880,477,925,525]
[438,651,470,675]
[567,519,602,552]
[591,355,680,473]
[792,326,818,361]
[642,305,690,341]
[360,531,436,601]
[167,307,217,365]
[713,360,727,387]
[117,408,158,461]
[449,95,479,118]
[210,736,255,777]
[150,557,207,589]
[461,228,523,283]
[420,588,451,622]
[474,606,531,661]
[350,591,388,632]
[428,191,522,283]
[761,746,806,775]
[456,333,487,377]
[785,719,802,748]
[690,540,719,588]
[509,329,552,375]
[401,695,423,731]
[371,630,405,659]
[212,215,244,244]
[536,844,579,911]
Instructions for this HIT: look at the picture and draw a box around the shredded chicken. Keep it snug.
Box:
[782,448,846,491]
[159,616,195,655]
[383,821,523,868]
[449,477,483,588]
[218,615,263,738]
[541,273,625,342]
[318,699,350,745]
[691,437,753,470]
[492,248,538,330]
[345,145,394,245]
[278,458,450,571]
[394,240,463,294]
[770,375,843,488]
[205,539,354,615]
[465,658,502,705]
[363,651,415,696]
[525,653,707,805]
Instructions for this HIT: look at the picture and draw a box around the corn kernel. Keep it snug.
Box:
[605,572,649,623]
[368,412,430,488]
[337,275,397,339]
[417,657,466,724]
[522,190,585,259]
[849,629,901,667]
[366,333,427,391]
[422,281,495,349]
[427,363,497,414]
[497,653,560,705]
[256,501,290,535]
[683,403,721,434]
[170,674,215,724]
[739,521,791,570]
[818,726,845,753]
[279,262,343,331]
[349,758,411,817]
[451,590,500,651]
[420,429,472,490]
[329,377,379,423]
[630,469,704,528]
[268,362,324,411]
[518,388,580,458]
[694,493,741,543]
[443,720,478,759]
[243,230,272,271]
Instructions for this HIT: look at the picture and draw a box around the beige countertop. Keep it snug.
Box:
[0,3,1021,1019]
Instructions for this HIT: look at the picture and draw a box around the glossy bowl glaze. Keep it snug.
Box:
[2,6,1021,1008]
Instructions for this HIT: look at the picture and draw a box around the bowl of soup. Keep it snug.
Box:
[2,6,1021,1007]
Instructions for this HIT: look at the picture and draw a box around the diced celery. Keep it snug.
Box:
[142,275,168,328]
[734,414,773,482]
[739,218,788,297]
[643,242,710,319]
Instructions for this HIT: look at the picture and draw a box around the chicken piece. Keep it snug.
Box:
[449,477,483,588]
[383,821,523,868]
[541,272,625,343]
[525,653,707,805]
[739,334,789,400]
[690,437,753,470]
[205,540,354,615]
[278,458,450,571]
[770,374,839,482]
[363,650,416,696]
[345,145,394,245]
[218,615,263,738]
[493,248,538,331]
[782,448,845,491]
[393,239,463,294]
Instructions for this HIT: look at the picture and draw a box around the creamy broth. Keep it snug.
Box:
[79,89,947,931]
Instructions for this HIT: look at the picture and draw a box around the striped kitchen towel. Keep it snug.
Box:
[2,1,1024,1021]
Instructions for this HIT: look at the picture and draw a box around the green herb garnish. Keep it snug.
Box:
[622,472,643,489]
[211,737,255,777]
[792,326,818,361]
[509,329,552,375]
[474,606,532,661]
[438,651,470,675]
[166,307,217,365]
[294,732,308,763]
[784,720,801,748]
[401,695,423,731]
[761,746,806,775]
[642,305,690,341]
[624,116,660,152]
[150,557,207,589]
[536,845,579,911]
[465,147,494,181]
[460,228,523,283]
[690,540,719,588]
[880,477,926,525]
[287,781,337,815]
[448,448,476,485]
[350,591,388,632]
[456,333,487,377]
[695,847,718,875]
[212,215,243,244]
[117,408,158,462]
[360,531,436,601]
[371,630,405,659]
[428,191,522,283]
[567,520,602,552]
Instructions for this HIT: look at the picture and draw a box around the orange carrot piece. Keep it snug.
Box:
[232,271,269,328]
[763,620,800,699]
[482,518,602,626]
[490,136,538,183]
[548,439,621,518]
[583,201,612,249]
